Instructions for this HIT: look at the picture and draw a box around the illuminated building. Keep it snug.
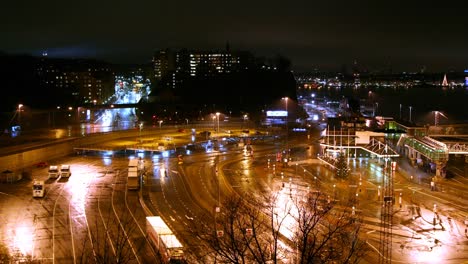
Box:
[464,70,468,87]
[152,47,254,89]
[36,58,114,104]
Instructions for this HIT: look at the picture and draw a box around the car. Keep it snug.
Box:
[36,162,48,168]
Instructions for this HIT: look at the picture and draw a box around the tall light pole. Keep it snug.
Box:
[139,122,143,143]
[216,112,220,134]
[17,104,23,127]
[399,104,402,119]
[212,115,216,131]
[434,111,447,126]
[282,97,289,154]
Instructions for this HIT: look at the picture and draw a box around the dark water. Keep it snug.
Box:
[312,85,468,125]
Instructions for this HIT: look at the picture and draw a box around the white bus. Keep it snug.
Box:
[128,167,139,190]
[48,165,60,179]
[33,180,45,198]
[60,165,71,177]
[128,159,141,190]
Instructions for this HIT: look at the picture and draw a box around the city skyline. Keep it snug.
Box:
[2,0,468,72]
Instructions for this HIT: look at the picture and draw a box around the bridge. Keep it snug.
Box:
[390,121,468,178]
[317,121,468,178]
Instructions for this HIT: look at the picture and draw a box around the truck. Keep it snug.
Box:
[32,180,45,198]
[60,165,71,177]
[48,165,60,179]
[146,216,185,263]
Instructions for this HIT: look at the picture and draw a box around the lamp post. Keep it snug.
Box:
[158,120,163,129]
[333,184,336,200]
[17,104,23,127]
[139,122,143,143]
[399,104,402,119]
[212,115,216,131]
[216,112,220,134]
[282,97,289,156]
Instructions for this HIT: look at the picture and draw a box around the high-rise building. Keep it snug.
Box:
[152,48,254,86]
[153,49,174,80]
[36,58,114,105]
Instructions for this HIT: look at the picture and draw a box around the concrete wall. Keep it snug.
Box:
[0,129,161,182]
[0,139,75,182]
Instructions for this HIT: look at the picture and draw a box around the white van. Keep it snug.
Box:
[60,165,71,177]
[33,180,45,198]
[48,165,60,179]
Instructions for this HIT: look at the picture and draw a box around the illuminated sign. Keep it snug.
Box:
[465,77,468,86]
[266,110,288,117]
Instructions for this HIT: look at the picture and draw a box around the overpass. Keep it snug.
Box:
[318,121,468,178]
[79,103,139,110]
[390,121,468,178]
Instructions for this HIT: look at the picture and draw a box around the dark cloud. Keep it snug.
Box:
[2,0,468,71]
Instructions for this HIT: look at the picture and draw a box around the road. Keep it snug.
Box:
[0,155,159,263]
[1,126,467,263]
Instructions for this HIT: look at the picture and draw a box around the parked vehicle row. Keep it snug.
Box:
[48,164,72,179]
[33,164,72,198]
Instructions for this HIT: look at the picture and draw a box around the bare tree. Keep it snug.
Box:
[292,192,368,264]
[192,191,368,264]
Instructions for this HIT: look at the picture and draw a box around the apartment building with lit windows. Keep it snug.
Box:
[153,47,254,89]
[36,58,114,105]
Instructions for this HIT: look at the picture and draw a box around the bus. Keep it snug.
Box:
[60,165,71,177]
[146,216,185,263]
[33,180,45,198]
[128,158,142,190]
[128,167,139,190]
[48,165,60,179]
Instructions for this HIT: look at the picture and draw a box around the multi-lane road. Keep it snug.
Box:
[1,128,467,263]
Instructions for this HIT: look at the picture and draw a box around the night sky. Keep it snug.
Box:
[2,0,468,72]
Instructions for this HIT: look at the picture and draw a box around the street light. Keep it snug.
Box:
[158,120,163,129]
[433,111,447,126]
[212,115,216,131]
[216,112,220,134]
[17,104,23,127]
[282,97,289,156]
[139,122,143,143]
[399,104,402,119]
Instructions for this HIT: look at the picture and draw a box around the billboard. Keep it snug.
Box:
[266,110,287,117]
